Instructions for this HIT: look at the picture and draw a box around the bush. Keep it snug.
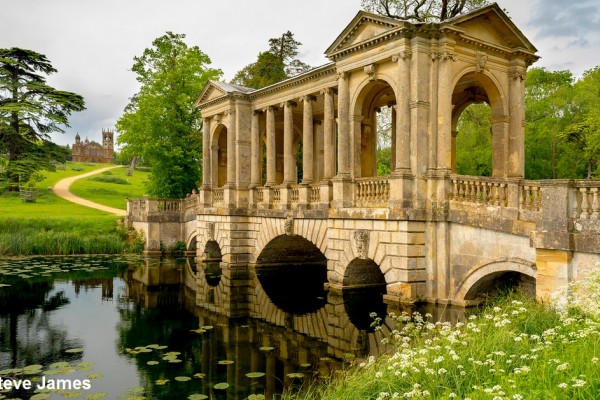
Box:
[90,175,130,185]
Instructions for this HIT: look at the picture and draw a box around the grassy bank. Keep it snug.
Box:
[0,162,147,256]
[70,166,149,210]
[292,282,600,399]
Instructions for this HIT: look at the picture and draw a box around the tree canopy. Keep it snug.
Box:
[361,0,490,22]
[231,31,311,89]
[0,47,85,185]
[116,32,222,198]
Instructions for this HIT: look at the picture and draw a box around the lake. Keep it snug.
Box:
[0,255,464,399]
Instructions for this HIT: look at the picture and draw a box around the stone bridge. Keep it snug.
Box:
[127,4,600,306]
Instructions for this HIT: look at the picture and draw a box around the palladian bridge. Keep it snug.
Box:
[127,4,600,306]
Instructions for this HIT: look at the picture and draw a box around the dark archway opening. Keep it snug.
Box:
[255,235,327,315]
[465,271,536,303]
[342,258,387,332]
[202,240,222,287]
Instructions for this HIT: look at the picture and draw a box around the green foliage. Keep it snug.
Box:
[361,0,490,22]
[377,147,392,176]
[170,240,187,254]
[116,32,222,198]
[0,47,85,183]
[0,218,125,255]
[455,103,492,176]
[290,289,600,400]
[231,51,287,89]
[90,175,130,185]
[231,31,310,89]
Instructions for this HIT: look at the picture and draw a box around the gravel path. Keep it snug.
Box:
[52,166,127,216]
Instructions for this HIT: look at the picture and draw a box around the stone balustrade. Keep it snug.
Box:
[354,177,390,207]
[451,176,508,207]
[520,181,542,211]
[572,180,600,220]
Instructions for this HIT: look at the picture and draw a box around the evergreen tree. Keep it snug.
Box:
[0,48,85,185]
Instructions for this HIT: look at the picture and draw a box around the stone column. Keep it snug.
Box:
[322,87,336,180]
[301,95,316,184]
[390,105,396,169]
[265,106,276,187]
[336,72,350,177]
[437,48,456,171]
[508,63,526,178]
[202,116,211,188]
[226,109,236,187]
[250,110,261,187]
[392,50,411,173]
[282,100,297,185]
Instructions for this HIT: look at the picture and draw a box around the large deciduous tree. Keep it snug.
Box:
[116,32,222,198]
[232,31,310,89]
[0,48,85,185]
[361,0,489,22]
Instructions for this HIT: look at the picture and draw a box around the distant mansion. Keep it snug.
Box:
[72,129,114,163]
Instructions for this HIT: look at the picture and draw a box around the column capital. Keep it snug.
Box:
[392,49,412,63]
[262,105,277,113]
[252,109,263,116]
[336,70,349,80]
[280,100,297,108]
[213,114,222,124]
[301,94,317,103]
[320,87,337,96]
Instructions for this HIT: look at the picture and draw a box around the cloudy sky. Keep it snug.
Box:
[2,0,599,147]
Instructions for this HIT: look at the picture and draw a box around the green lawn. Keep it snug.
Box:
[69,165,150,210]
[0,162,148,255]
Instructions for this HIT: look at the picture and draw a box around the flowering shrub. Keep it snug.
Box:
[290,268,600,400]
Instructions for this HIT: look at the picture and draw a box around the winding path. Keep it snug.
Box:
[53,166,127,216]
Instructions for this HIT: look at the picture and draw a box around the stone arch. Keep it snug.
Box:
[211,123,228,187]
[343,258,386,288]
[251,217,328,264]
[254,233,327,314]
[450,68,509,177]
[351,75,399,178]
[454,258,537,305]
[185,233,197,252]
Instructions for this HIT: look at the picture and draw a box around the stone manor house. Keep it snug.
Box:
[72,129,114,163]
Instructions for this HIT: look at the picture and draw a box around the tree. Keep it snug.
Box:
[231,51,287,89]
[116,32,222,198]
[561,67,600,179]
[455,103,492,176]
[524,68,579,179]
[232,31,310,89]
[0,48,85,185]
[360,0,490,22]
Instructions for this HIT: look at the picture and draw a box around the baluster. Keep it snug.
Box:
[534,187,542,210]
[458,180,464,200]
[580,188,590,219]
[591,188,599,219]
[464,181,471,202]
[452,179,458,200]
[501,184,507,206]
[474,182,481,203]
[520,185,527,209]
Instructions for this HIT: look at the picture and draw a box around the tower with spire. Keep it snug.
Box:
[72,129,115,163]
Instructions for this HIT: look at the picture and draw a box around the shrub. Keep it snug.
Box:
[90,175,130,184]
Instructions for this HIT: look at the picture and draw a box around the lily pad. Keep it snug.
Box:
[218,360,234,365]
[187,395,208,400]
[147,361,159,366]
[287,373,305,378]
[85,393,107,399]
[175,376,191,382]
[88,373,104,379]
[201,326,213,330]
[193,373,206,378]
[299,363,312,368]
[213,382,229,390]
[65,347,84,353]
[168,359,182,363]
[259,347,274,352]
[245,372,266,378]
[31,394,51,400]
[155,379,169,385]
[62,391,83,398]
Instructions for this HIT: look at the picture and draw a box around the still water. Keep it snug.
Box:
[0,255,463,399]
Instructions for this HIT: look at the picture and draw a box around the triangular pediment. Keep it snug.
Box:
[325,11,402,58]
[445,3,537,52]
[196,81,255,107]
